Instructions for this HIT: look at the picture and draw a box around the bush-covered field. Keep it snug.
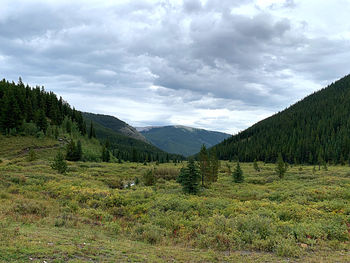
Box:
[0,136,349,262]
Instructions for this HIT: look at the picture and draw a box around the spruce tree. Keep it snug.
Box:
[177,159,200,194]
[51,151,68,174]
[198,144,209,187]
[276,153,287,179]
[209,148,219,182]
[253,159,260,172]
[232,162,244,183]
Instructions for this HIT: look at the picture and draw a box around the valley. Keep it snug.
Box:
[0,136,349,262]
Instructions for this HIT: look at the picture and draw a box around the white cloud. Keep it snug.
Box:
[1,0,350,134]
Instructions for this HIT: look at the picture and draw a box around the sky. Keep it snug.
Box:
[1,0,350,134]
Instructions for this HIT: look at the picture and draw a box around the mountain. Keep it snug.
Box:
[0,78,184,163]
[83,112,147,142]
[213,74,350,164]
[138,125,231,156]
[84,118,184,162]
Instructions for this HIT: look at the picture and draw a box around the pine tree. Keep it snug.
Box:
[66,140,76,161]
[317,152,323,171]
[209,148,220,182]
[276,153,287,179]
[101,146,110,162]
[36,109,48,132]
[51,151,68,174]
[232,162,244,183]
[177,159,201,194]
[75,140,82,161]
[198,145,210,187]
[253,159,260,172]
[88,121,96,139]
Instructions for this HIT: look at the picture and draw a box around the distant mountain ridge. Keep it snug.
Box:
[138,125,231,156]
[83,112,147,143]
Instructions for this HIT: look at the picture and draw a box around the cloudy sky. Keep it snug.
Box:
[1,0,350,134]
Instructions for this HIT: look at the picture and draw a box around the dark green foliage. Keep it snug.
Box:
[198,145,220,186]
[276,153,287,179]
[88,121,96,139]
[66,140,82,161]
[232,162,244,183]
[253,159,260,172]
[101,146,110,162]
[83,116,184,164]
[142,169,156,186]
[35,109,47,132]
[198,145,210,186]
[0,78,86,135]
[51,151,67,174]
[209,148,220,183]
[177,159,201,194]
[213,75,350,164]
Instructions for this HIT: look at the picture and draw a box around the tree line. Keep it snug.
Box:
[0,78,86,136]
[213,74,350,165]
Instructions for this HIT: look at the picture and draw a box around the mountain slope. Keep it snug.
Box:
[86,119,184,162]
[213,74,350,164]
[83,112,147,143]
[138,125,231,156]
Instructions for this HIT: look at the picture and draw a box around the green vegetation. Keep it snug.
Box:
[177,159,201,194]
[139,125,231,156]
[275,153,287,179]
[232,162,244,183]
[198,144,220,186]
[0,136,349,262]
[83,114,184,163]
[51,151,68,174]
[0,78,86,136]
[214,74,350,164]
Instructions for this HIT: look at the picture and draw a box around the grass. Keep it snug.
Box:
[0,135,349,262]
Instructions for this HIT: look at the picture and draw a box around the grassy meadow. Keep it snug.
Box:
[0,135,350,262]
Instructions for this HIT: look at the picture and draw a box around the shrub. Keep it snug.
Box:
[153,167,179,180]
[26,148,37,162]
[11,199,47,217]
[142,169,156,186]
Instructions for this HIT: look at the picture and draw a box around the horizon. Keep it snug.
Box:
[2,0,350,133]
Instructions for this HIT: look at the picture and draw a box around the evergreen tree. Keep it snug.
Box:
[177,158,201,194]
[232,162,244,183]
[51,151,68,174]
[76,140,82,161]
[88,121,96,139]
[253,159,260,172]
[209,148,220,182]
[101,146,110,162]
[317,153,323,171]
[198,145,210,187]
[276,153,287,179]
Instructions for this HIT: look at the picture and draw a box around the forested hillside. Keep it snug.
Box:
[213,74,350,164]
[0,78,183,163]
[0,78,86,136]
[83,112,147,142]
[139,125,230,156]
[86,119,184,163]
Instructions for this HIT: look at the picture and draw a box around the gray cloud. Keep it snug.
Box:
[1,0,350,134]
